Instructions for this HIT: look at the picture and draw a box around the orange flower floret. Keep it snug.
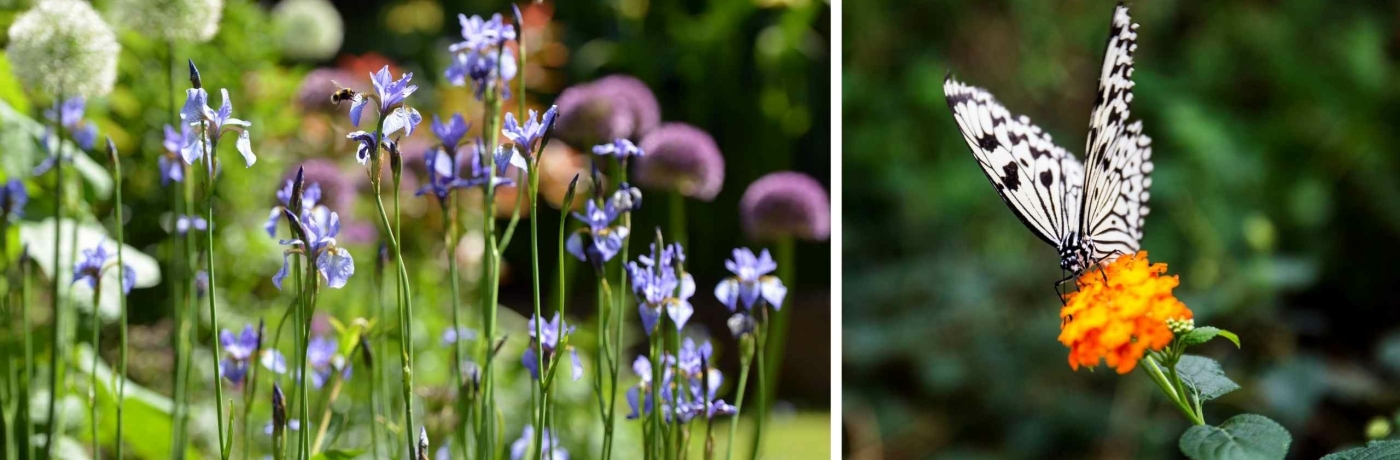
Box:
[1058,251,1192,374]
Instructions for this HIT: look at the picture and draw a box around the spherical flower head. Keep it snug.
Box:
[634,123,725,201]
[553,75,660,148]
[7,0,120,98]
[271,0,344,61]
[740,171,830,242]
[108,0,222,43]
[1058,252,1193,374]
[297,68,360,112]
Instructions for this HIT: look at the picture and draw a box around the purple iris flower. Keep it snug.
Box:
[158,124,193,186]
[457,140,517,190]
[592,138,644,159]
[521,313,583,382]
[502,106,559,163]
[432,113,470,150]
[1,179,27,221]
[565,185,639,269]
[446,13,518,101]
[509,425,568,460]
[627,239,695,335]
[181,87,256,167]
[175,215,208,235]
[44,97,97,151]
[273,205,355,290]
[714,248,787,312]
[306,335,350,388]
[625,356,657,420]
[71,239,135,295]
[218,324,286,387]
[346,131,385,165]
[348,66,421,138]
[415,147,469,202]
[264,178,322,238]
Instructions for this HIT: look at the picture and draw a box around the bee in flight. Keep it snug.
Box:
[329,81,357,108]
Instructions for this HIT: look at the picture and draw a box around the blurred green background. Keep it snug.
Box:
[0,0,830,458]
[843,1,1400,459]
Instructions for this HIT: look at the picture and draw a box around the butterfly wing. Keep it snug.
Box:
[1080,5,1153,259]
[945,76,1081,248]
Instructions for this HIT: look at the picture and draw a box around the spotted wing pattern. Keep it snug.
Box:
[944,76,1081,248]
[1080,5,1153,260]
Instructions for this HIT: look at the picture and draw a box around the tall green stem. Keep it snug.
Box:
[21,235,35,460]
[89,293,100,460]
[446,195,468,460]
[43,100,66,460]
[747,306,770,460]
[723,352,752,460]
[669,193,686,248]
[204,132,231,460]
[112,140,129,460]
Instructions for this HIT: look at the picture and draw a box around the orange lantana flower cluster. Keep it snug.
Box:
[1058,251,1192,374]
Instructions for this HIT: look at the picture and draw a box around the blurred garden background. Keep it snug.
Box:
[844,0,1400,459]
[0,0,830,458]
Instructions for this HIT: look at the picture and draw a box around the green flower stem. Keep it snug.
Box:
[43,96,66,460]
[723,345,752,460]
[175,162,199,460]
[446,195,470,460]
[477,88,504,460]
[603,160,631,460]
[168,173,190,460]
[528,161,548,460]
[1140,355,1203,425]
[290,256,304,460]
[751,237,794,458]
[370,174,414,459]
[310,368,346,454]
[90,289,101,459]
[112,139,129,460]
[204,128,231,460]
[22,234,35,460]
[747,305,771,460]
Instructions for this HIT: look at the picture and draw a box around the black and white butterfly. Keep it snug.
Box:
[945,4,1153,290]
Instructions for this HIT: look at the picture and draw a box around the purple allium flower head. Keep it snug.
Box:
[175,215,208,235]
[510,425,568,460]
[740,171,830,242]
[592,138,643,159]
[502,106,559,161]
[553,75,660,148]
[1,179,28,220]
[714,248,787,312]
[521,313,582,382]
[71,239,134,295]
[180,86,256,167]
[627,237,695,335]
[432,113,470,150]
[565,185,639,268]
[349,66,421,137]
[634,123,725,201]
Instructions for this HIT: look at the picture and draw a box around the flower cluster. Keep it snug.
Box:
[5,0,120,98]
[1058,251,1193,374]
[269,169,355,289]
[445,13,517,100]
[217,323,286,387]
[628,238,696,335]
[634,123,725,201]
[108,0,222,43]
[740,171,831,242]
[626,338,736,423]
[566,185,641,269]
[521,313,583,382]
[71,239,135,295]
[554,75,660,148]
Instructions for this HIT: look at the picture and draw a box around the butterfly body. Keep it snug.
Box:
[946,4,1153,281]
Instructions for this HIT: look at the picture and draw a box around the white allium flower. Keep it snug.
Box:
[6,0,121,98]
[108,0,224,43]
[272,0,344,62]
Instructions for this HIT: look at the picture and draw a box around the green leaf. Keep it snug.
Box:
[1321,441,1400,460]
[311,449,366,460]
[1181,327,1242,348]
[73,345,201,460]
[1177,355,1242,402]
[1180,414,1291,460]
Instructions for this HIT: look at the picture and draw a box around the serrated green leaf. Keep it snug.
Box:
[311,448,365,460]
[1181,327,1241,348]
[1321,441,1400,460]
[1177,355,1241,401]
[1180,414,1291,460]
